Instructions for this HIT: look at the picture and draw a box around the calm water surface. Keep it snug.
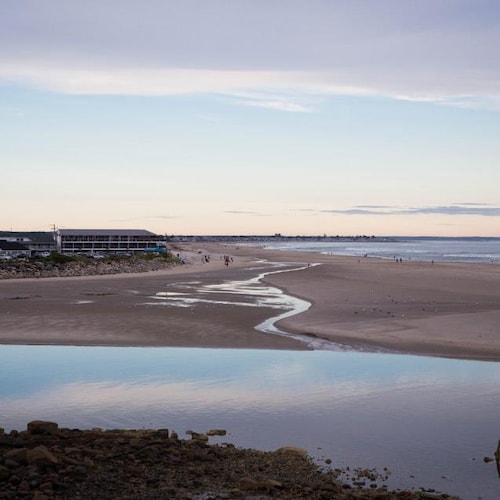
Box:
[1,346,498,499]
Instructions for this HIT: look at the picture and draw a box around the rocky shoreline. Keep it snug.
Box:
[0,256,179,280]
[0,421,458,499]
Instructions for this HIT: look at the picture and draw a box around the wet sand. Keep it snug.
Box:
[1,243,499,360]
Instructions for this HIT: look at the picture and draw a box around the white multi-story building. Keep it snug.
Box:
[57,229,164,254]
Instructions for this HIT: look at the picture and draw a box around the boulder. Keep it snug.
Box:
[26,445,59,467]
[4,448,28,464]
[275,446,308,458]
[207,429,227,436]
[186,430,208,442]
[27,420,59,436]
[0,465,10,481]
[239,476,259,490]
[238,476,282,490]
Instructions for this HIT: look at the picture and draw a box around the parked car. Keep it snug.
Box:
[33,251,51,258]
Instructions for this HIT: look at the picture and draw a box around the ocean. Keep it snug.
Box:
[260,237,500,264]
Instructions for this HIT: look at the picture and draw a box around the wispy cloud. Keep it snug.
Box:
[1,1,499,108]
[321,204,500,217]
[454,202,492,207]
[226,89,319,113]
[355,205,399,209]
[407,205,500,216]
[236,98,315,113]
[224,210,268,216]
[322,208,389,215]
[0,64,314,97]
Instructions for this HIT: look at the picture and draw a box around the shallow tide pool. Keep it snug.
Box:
[0,345,498,499]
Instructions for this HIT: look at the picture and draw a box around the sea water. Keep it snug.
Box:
[261,237,500,264]
[0,345,499,499]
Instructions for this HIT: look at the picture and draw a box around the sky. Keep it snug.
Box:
[1,0,500,237]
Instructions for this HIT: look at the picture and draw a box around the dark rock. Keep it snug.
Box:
[3,459,20,470]
[26,446,59,467]
[39,481,53,493]
[27,421,59,436]
[206,429,227,436]
[17,480,30,492]
[8,474,21,485]
[32,493,49,500]
[4,449,27,464]
[0,426,459,499]
[275,446,308,458]
[0,466,9,481]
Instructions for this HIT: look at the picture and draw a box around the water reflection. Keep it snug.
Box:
[0,346,499,499]
[138,263,352,349]
[142,264,307,311]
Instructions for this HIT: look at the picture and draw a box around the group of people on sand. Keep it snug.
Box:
[200,253,233,266]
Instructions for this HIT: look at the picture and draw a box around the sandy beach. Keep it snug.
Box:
[1,243,499,360]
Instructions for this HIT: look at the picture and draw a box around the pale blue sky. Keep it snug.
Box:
[1,0,499,236]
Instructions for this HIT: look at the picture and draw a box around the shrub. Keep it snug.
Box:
[45,252,77,264]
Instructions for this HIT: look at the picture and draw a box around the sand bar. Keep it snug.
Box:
[1,243,499,360]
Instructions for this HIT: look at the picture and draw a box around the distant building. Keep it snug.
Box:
[0,240,30,258]
[57,229,164,254]
[0,231,57,255]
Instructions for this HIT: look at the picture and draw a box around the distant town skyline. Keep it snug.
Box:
[1,1,500,237]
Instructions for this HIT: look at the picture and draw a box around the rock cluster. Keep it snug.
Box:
[0,257,177,280]
[0,421,458,499]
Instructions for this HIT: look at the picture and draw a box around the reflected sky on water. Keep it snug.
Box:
[0,346,499,499]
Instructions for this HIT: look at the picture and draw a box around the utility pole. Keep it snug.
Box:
[51,224,59,253]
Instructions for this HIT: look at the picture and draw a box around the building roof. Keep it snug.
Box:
[58,229,158,237]
[0,231,56,244]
